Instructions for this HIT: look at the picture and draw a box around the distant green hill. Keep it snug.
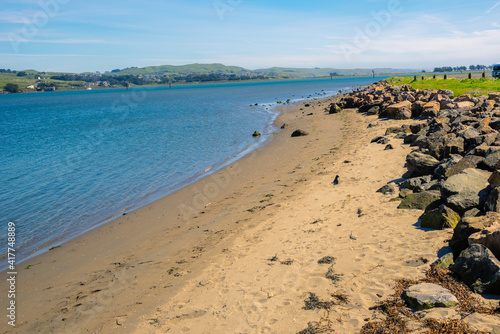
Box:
[253,67,419,78]
[109,64,419,78]
[115,63,251,75]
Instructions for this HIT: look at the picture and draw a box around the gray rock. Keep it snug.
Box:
[468,222,500,260]
[412,135,431,149]
[398,190,442,211]
[440,169,489,196]
[404,133,420,144]
[451,244,500,294]
[291,129,309,137]
[406,151,440,177]
[385,126,404,135]
[396,108,412,120]
[329,103,342,114]
[431,252,454,269]
[484,150,500,170]
[366,106,380,115]
[384,144,394,150]
[411,101,426,117]
[463,208,482,218]
[486,186,500,212]
[419,205,460,230]
[400,175,433,190]
[377,183,398,195]
[403,283,458,310]
[449,212,500,252]
[459,128,481,143]
[441,168,490,214]
[438,89,455,99]
[433,155,463,178]
[410,123,428,134]
[414,179,441,193]
[440,155,484,178]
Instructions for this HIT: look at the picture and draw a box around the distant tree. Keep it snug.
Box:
[111,69,121,73]
[4,83,20,93]
[16,71,27,77]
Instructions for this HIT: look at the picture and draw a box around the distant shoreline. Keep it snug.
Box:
[1,70,494,95]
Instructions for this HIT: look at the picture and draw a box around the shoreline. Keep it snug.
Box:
[5,85,340,268]
[0,92,346,332]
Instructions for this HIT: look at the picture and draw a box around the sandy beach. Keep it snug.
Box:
[2,91,499,333]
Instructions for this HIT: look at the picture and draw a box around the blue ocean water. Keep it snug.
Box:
[0,76,385,265]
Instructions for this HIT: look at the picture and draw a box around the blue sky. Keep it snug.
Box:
[1,0,500,72]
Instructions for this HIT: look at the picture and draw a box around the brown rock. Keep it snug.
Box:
[454,94,472,102]
[423,101,441,112]
[468,222,500,259]
[489,93,500,101]
[486,186,500,212]
[489,171,500,188]
[456,101,476,109]
[386,101,412,118]
[449,212,500,252]
[396,108,412,120]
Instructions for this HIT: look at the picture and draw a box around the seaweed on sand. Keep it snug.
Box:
[360,266,498,334]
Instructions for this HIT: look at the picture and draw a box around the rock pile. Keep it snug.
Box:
[335,81,500,295]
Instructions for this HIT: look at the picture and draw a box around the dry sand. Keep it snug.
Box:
[1,95,498,333]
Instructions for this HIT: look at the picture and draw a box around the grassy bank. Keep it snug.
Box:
[388,76,500,96]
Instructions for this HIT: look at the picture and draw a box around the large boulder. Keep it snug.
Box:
[411,101,426,117]
[433,155,463,178]
[376,183,398,195]
[366,106,380,115]
[329,103,342,114]
[451,244,500,294]
[396,108,412,120]
[438,89,454,99]
[468,222,500,259]
[455,101,476,109]
[484,150,500,170]
[406,151,440,177]
[441,168,490,214]
[399,175,432,190]
[438,155,484,178]
[486,186,500,212]
[423,100,441,112]
[398,190,442,211]
[386,101,412,118]
[488,171,500,188]
[419,205,460,230]
[449,212,500,252]
[403,283,458,310]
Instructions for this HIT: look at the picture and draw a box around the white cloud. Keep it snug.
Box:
[486,2,500,14]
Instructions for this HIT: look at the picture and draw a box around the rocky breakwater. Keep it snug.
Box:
[335,81,500,307]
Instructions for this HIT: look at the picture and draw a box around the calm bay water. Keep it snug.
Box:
[0,76,385,265]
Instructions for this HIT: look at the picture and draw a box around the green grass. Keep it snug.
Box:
[387,75,500,96]
[0,72,88,92]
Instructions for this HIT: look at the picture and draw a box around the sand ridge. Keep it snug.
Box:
[1,95,496,333]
